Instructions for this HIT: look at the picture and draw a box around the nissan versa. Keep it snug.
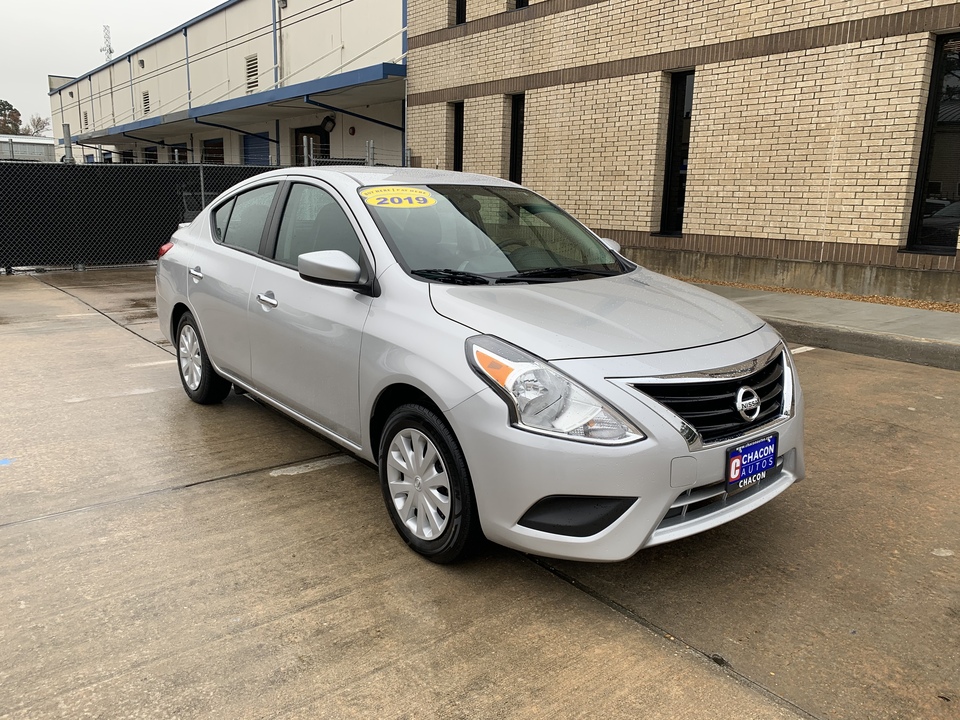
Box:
[156,167,805,563]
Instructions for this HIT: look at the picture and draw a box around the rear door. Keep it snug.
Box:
[247,180,373,444]
[187,181,280,383]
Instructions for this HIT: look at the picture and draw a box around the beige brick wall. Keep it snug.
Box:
[685,34,934,246]
[406,1,452,37]
[468,0,512,22]
[406,103,453,169]
[408,0,956,94]
[462,95,512,176]
[522,75,672,230]
[409,0,550,36]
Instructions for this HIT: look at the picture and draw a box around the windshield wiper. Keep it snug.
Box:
[412,268,493,285]
[498,267,621,282]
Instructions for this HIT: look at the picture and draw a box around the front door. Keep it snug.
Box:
[247,181,372,444]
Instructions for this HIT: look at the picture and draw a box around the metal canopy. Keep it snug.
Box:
[74,63,405,147]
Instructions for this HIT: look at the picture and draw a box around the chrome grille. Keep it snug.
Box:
[634,352,785,444]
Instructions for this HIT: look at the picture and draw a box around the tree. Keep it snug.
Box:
[21,114,51,136]
[0,99,22,135]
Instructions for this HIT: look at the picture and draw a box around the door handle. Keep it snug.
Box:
[256,292,279,308]
[189,267,203,280]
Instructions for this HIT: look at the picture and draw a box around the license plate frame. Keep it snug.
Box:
[726,433,778,497]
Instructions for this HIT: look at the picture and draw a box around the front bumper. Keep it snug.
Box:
[444,335,805,562]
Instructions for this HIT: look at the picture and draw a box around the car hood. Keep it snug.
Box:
[429,267,765,360]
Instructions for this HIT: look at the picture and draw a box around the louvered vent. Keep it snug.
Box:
[82,111,89,129]
[142,91,151,115]
[245,55,258,94]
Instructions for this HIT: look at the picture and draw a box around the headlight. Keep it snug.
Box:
[466,335,645,445]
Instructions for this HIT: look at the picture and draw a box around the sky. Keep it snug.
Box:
[2,0,217,133]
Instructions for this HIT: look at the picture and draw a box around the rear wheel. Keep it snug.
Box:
[176,312,232,405]
[379,404,481,564]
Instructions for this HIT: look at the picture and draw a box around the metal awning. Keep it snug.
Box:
[72,63,405,147]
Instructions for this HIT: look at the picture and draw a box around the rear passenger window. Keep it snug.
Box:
[274,183,362,266]
[216,184,277,254]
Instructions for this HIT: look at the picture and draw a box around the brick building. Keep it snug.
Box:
[405,0,960,301]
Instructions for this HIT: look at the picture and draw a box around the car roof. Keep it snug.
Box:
[277,166,520,189]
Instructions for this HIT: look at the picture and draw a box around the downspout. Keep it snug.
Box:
[184,28,192,109]
[272,0,280,89]
[128,56,136,121]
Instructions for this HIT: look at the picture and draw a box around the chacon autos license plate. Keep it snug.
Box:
[726,433,778,497]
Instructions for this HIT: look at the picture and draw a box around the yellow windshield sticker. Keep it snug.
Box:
[360,186,437,208]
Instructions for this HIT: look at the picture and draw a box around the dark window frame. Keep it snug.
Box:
[201,137,225,165]
[908,33,960,256]
[452,101,464,172]
[660,71,695,235]
[509,93,525,184]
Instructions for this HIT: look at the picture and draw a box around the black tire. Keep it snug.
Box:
[175,312,232,405]
[378,403,482,564]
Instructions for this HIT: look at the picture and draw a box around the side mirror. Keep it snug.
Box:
[600,237,621,253]
[298,250,362,284]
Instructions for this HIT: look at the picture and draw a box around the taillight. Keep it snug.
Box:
[158,242,174,258]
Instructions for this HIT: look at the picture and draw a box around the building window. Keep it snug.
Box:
[121,150,134,164]
[911,34,960,254]
[451,101,464,172]
[509,94,525,184]
[453,0,466,25]
[144,146,158,164]
[660,71,694,235]
[245,55,259,94]
[142,91,151,115]
[202,137,225,164]
[515,0,529,8]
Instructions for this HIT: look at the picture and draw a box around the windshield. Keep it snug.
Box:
[360,184,627,283]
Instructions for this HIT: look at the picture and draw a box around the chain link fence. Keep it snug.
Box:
[0,162,276,272]
[1,143,407,273]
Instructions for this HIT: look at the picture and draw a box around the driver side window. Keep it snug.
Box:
[274,183,362,266]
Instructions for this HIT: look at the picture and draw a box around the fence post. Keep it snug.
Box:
[365,140,375,166]
[199,162,206,207]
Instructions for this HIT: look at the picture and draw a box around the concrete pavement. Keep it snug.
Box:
[2,266,957,720]
[1,270,804,719]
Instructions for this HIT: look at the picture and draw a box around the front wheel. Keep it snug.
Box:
[176,312,232,405]
[379,404,481,564]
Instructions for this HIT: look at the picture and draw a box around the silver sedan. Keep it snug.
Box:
[156,167,804,563]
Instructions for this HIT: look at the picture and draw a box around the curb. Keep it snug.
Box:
[763,317,960,372]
